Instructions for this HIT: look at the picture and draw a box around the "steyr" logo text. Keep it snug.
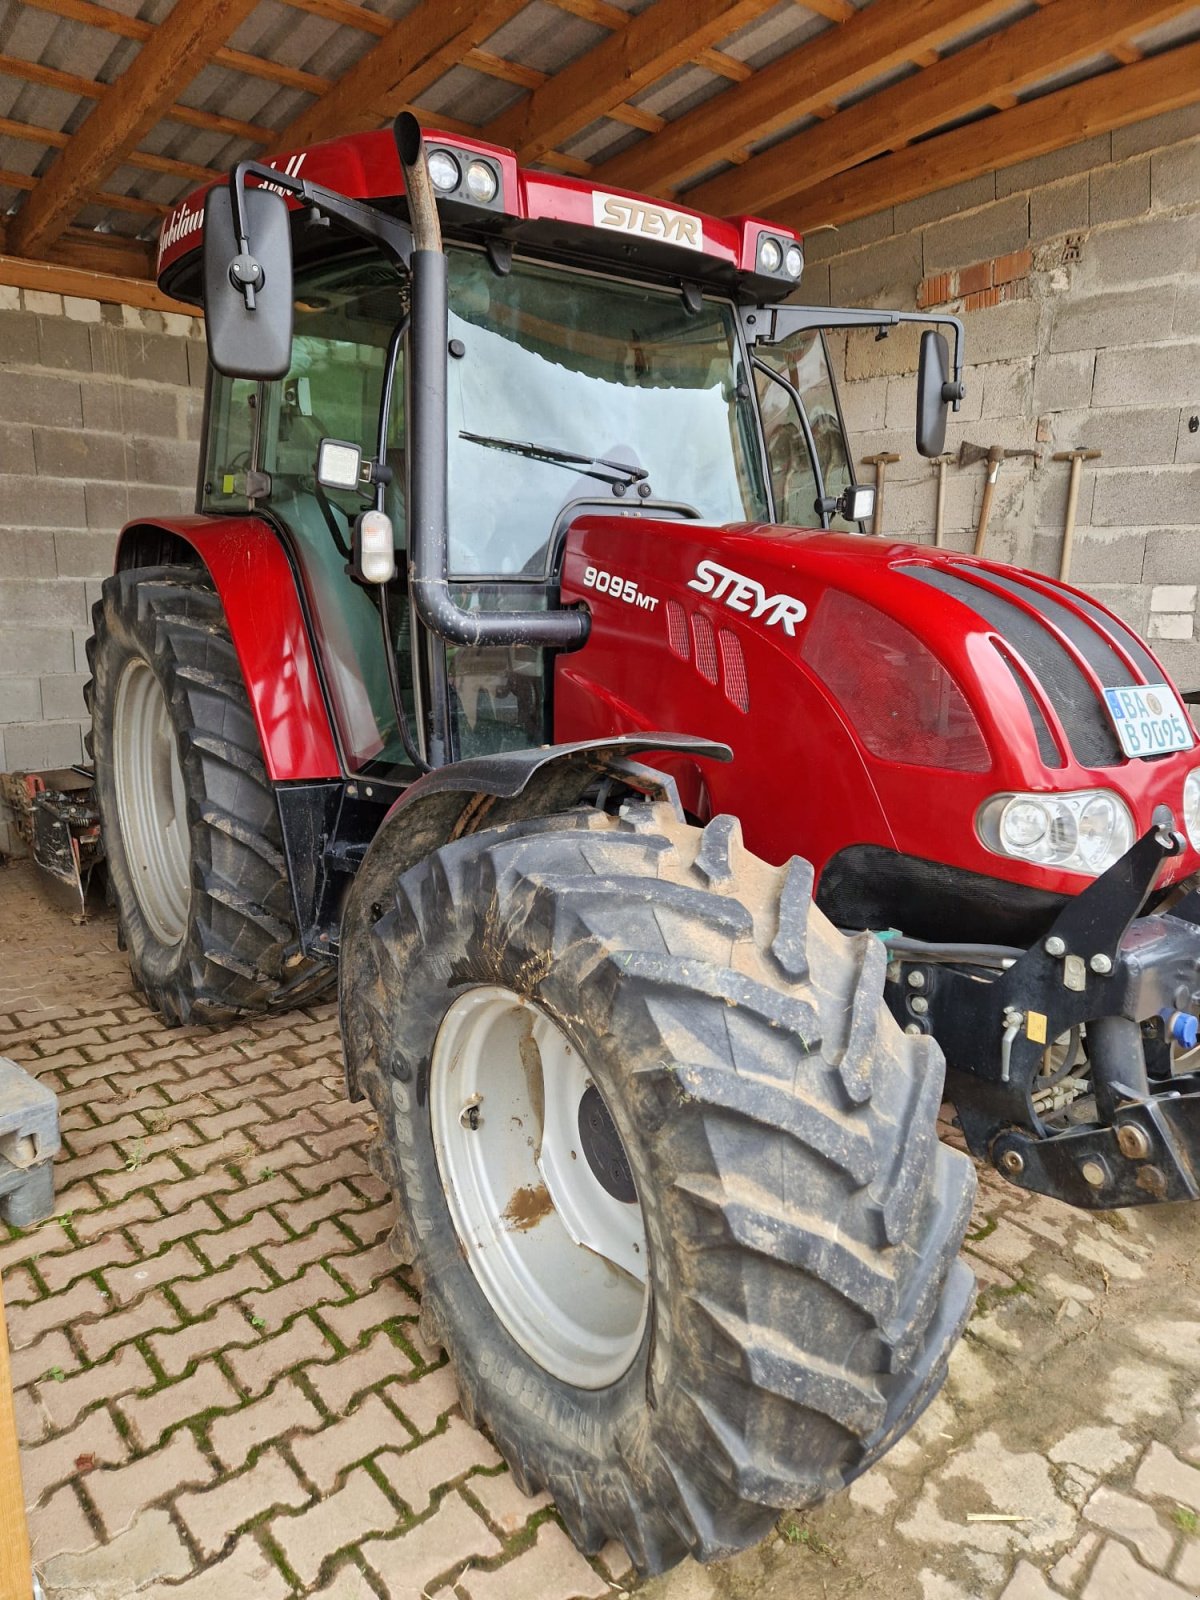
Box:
[687,559,807,636]
[592,192,703,251]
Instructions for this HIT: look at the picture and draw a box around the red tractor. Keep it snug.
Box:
[87,117,1200,1573]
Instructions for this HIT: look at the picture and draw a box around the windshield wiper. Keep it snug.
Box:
[460,430,649,490]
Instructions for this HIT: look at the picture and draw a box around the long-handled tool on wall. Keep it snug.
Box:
[931,453,954,547]
[958,441,1041,558]
[1052,447,1102,582]
[861,451,900,536]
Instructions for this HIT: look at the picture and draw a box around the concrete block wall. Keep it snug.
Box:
[801,107,1200,695]
[0,289,203,855]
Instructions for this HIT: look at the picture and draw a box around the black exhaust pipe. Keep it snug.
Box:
[393,114,589,652]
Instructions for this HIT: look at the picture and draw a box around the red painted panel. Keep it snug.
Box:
[116,515,341,782]
[556,516,1200,897]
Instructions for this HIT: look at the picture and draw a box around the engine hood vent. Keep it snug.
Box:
[899,561,1159,770]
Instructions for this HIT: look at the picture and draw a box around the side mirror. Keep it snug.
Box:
[203,184,294,380]
[916,329,951,458]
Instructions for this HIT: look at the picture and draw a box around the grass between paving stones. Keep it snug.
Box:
[972,1276,1036,1315]
[777,1516,843,1563]
[1173,1506,1199,1535]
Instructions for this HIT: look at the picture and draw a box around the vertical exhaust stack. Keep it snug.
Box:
[391,113,589,653]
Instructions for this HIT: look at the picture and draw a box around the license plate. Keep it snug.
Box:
[1102,682,1195,757]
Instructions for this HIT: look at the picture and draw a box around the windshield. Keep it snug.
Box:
[445,250,769,575]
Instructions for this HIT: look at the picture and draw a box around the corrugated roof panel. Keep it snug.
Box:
[415,64,520,127]
[717,2,830,68]
[484,2,607,77]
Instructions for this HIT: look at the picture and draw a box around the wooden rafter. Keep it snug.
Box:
[780,39,1200,232]
[274,0,530,149]
[0,164,165,217]
[0,245,197,313]
[689,0,1196,217]
[0,114,218,186]
[10,0,265,256]
[0,52,272,147]
[596,0,1014,197]
[16,0,331,98]
[484,0,782,165]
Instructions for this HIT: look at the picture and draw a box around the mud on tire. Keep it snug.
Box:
[86,564,334,1024]
[341,801,976,1575]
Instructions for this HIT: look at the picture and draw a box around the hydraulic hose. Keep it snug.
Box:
[391,113,590,654]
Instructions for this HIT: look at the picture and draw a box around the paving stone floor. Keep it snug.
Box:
[2,859,1200,1600]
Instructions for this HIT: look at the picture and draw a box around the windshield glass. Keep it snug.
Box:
[445,250,769,575]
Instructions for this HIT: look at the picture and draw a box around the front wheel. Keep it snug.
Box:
[341,802,975,1575]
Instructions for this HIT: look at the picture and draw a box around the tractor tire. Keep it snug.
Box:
[86,564,333,1025]
[341,802,976,1575]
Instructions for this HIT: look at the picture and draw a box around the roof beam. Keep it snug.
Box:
[0,52,271,145]
[0,114,218,185]
[779,39,1200,232]
[274,0,530,149]
[688,0,1195,217]
[9,0,264,256]
[595,0,1013,198]
[484,0,781,165]
[0,245,196,313]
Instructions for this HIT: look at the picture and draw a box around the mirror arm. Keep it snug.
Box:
[743,305,966,413]
[225,159,413,311]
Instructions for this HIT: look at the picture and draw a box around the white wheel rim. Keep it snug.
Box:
[112,658,190,946]
[430,985,649,1389]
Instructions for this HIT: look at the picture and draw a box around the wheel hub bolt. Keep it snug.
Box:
[911,996,929,1014]
[907,970,926,989]
[1045,936,1066,957]
[1090,953,1113,975]
[461,1101,481,1131]
[1116,1123,1150,1160]
[1000,1149,1025,1176]
[1080,1158,1107,1188]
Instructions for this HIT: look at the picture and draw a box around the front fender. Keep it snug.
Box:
[338,733,730,1097]
[115,515,340,782]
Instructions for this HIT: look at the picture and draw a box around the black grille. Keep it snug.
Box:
[902,565,1124,768]
[996,648,1064,767]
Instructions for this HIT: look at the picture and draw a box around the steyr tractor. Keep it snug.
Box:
[86,115,1200,1574]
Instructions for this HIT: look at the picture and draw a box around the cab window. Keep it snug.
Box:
[756,329,859,533]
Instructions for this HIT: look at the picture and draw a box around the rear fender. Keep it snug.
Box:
[339,733,730,1097]
[115,515,340,781]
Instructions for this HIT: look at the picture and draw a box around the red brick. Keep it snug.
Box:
[330,1241,400,1297]
[377,1415,501,1515]
[276,1181,360,1236]
[175,1448,311,1559]
[72,1192,162,1243]
[219,1171,301,1223]
[37,1234,139,1295]
[320,1280,417,1349]
[77,1289,180,1363]
[340,1203,391,1250]
[994,246,1034,284]
[149,1301,258,1378]
[118,1358,241,1448]
[244,1262,348,1332]
[34,1342,154,1434]
[957,259,993,296]
[6,1276,109,1350]
[140,1533,293,1600]
[66,1112,146,1156]
[304,1329,415,1417]
[257,1219,357,1284]
[95,1153,187,1204]
[292,1392,412,1492]
[193,1210,288,1270]
[252,1107,331,1151]
[390,1365,460,1437]
[171,1254,271,1318]
[917,271,955,309]
[20,1402,127,1504]
[26,1482,98,1566]
[87,1428,214,1539]
[361,1491,500,1597]
[128,1198,225,1255]
[303,1123,368,1164]
[207,1376,324,1470]
[270,1466,398,1588]
[103,1240,204,1305]
[225,1316,337,1400]
[187,1102,263,1142]
[961,285,1006,312]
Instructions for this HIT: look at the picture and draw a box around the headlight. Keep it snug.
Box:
[465,159,498,203]
[1185,769,1200,850]
[758,236,782,272]
[428,150,461,192]
[784,244,804,279]
[979,789,1134,877]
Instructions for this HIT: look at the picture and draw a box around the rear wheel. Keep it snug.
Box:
[342,802,976,1574]
[87,564,333,1024]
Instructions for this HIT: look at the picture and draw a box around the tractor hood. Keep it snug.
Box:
[555,514,1200,925]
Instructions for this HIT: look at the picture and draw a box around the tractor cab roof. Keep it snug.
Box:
[156,124,804,307]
